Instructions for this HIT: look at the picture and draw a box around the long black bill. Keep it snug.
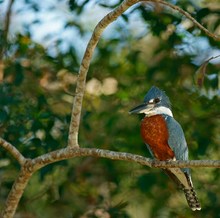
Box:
[129,103,147,114]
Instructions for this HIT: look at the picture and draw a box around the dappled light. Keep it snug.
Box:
[86,77,118,96]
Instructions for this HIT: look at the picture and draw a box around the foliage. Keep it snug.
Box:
[0,0,220,217]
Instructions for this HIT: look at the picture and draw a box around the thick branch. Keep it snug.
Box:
[0,138,26,165]
[2,161,33,218]
[31,147,220,171]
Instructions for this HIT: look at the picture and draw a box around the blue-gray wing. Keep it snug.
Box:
[163,115,189,162]
[163,115,190,174]
[161,116,200,209]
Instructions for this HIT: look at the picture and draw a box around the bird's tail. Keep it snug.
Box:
[164,168,201,211]
[182,186,201,211]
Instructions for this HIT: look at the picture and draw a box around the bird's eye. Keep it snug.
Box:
[154,98,160,103]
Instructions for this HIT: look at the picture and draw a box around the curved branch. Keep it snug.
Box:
[67,0,139,147]
[0,138,26,165]
[157,0,220,41]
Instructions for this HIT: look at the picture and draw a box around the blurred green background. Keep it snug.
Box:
[0,0,220,217]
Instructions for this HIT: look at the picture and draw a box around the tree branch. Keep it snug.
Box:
[157,0,220,41]
[67,0,140,147]
[0,0,15,59]
[4,0,15,41]
[0,138,26,165]
[2,146,219,218]
[2,161,33,218]
[2,146,220,217]
[30,147,220,171]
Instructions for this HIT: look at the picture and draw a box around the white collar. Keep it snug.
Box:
[144,106,173,117]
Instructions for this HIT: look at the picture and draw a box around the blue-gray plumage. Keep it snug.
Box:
[164,115,189,173]
[129,86,201,211]
[144,86,171,109]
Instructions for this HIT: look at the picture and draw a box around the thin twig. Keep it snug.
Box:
[0,138,26,165]
[156,0,220,41]
[4,0,15,40]
[206,54,220,62]
[0,0,15,59]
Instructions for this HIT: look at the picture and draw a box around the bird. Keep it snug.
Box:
[129,86,201,211]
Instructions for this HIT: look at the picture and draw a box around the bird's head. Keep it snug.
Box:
[129,86,173,117]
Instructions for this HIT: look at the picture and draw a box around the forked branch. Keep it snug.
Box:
[2,147,220,217]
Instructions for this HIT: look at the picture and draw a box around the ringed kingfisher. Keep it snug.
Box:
[129,86,201,211]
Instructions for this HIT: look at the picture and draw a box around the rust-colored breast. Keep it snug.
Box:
[141,115,175,161]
